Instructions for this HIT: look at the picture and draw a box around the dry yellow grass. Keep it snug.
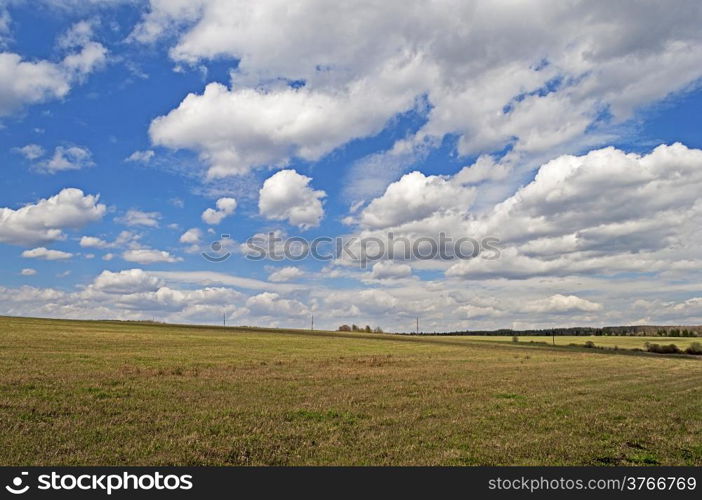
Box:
[1,316,701,465]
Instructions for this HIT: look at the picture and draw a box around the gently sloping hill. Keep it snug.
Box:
[0,316,701,465]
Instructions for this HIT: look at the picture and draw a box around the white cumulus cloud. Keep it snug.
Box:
[92,269,164,294]
[0,188,105,246]
[201,197,237,225]
[360,171,475,229]
[0,20,106,116]
[140,0,702,178]
[22,247,73,260]
[14,144,45,160]
[122,248,182,264]
[258,169,325,229]
[179,227,202,244]
[39,145,93,173]
[523,294,603,314]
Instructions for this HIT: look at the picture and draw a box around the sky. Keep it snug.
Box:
[2,0,702,332]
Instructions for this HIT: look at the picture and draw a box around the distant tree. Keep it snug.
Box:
[351,324,360,331]
[338,324,351,332]
[364,325,372,333]
[373,326,384,333]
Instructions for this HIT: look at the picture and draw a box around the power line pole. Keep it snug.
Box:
[223,311,226,327]
[416,316,419,335]
[311,315,314,331]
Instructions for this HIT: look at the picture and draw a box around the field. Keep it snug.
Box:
[447,335,702,350]
[1,316,701,466]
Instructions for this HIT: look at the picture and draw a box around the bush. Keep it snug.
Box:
[584,341,596,348]
[512,335,519,343]
[684,342,702,355]
[338,324,351,332]
[646,343,682,354]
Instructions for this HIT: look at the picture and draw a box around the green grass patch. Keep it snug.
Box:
[494,393,525,400]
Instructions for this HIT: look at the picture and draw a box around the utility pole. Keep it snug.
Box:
[311,315,314,331]
[223,311,226,327]
[416,316,419,335]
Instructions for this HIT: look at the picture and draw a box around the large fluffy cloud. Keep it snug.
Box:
[258,169,325,229]
[92,269,164,294]
[359,171,475,229]
[143,0,702,176]
[332,143,702,282]
[523,294,603,314]
[149,81,421,178]
[0,21,106,116]
[447,143,702,279]
[0,188,106,246]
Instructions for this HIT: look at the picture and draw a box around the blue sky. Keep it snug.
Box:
[2,1,702,331]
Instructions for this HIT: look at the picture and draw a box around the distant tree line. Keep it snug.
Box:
[338,324,384,333]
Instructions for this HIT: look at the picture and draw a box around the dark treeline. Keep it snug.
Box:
[418,326,702,337]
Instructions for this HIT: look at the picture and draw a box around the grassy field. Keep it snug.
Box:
[1,316,701,466]
[446,335,702,350]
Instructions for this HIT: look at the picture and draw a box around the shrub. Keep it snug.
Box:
[646,343,682,354]
[584,341,596,348]
[684,342,702,355]
[338,324,351,332]
[512,335,519,343]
